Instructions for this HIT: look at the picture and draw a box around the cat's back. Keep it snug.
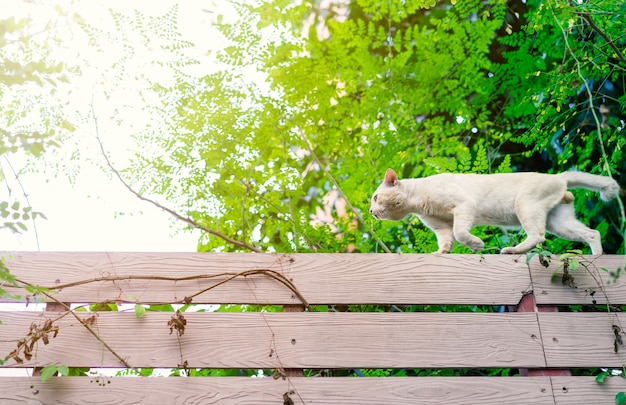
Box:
[422,171,547,186]
[417,172,559,199]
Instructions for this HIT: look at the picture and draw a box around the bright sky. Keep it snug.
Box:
[0,0,271,381]
[0,0,239,252]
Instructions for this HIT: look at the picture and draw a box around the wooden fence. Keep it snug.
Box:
[1,252,626,404]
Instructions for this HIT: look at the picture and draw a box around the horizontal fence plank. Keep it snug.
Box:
[539,313,626,368]
[0,312,544,369]
[3,252,626,404]
[530,255,626,305]
[0,376,556,405]
[552,376,626,405]
[4,375,623,405]
[1,252,532,305]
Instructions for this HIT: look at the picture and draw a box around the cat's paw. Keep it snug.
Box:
[500,247,517,254]
[468,241,485,252]
[435,243,453,254]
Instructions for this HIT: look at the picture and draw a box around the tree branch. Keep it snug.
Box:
[90,106,261,253]
[575,11,626,66]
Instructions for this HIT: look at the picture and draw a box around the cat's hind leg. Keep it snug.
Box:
[546,203,602,254]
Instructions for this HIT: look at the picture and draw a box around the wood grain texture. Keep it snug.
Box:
[1,252,532,305]
[0,311,544,369]
[2,252,626,404]
[530,255,626,305]
[551,376,626,405]
[538,312,626,367]
[0,376,555,405]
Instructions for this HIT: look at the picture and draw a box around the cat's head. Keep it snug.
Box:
[369,169,409,221]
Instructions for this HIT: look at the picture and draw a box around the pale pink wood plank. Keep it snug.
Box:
[530,255,626,305]
[0,376,555,405]
[552,376,626,405]
[1,252,532,305]
[515,293,571,377]
[0,311,544,369]
[539,312,626,368]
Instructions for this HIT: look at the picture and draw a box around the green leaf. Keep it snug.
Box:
[550,271,562,284]
[595,371,609,383]
[57,365,69,376]
[90,303,118,311]
[140,368,155,376]
[134,304,146,318]
[40,365,59,381]
[616,392,626,405]
[148,304,175,312]
[68,367,90,376]
[558,253,577,261]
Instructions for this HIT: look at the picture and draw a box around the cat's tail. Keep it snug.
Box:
[558,171,621,201]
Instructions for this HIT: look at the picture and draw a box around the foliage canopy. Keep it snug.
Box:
[0,10,75,239]
[2,0,624,255]
[123,0,625,254]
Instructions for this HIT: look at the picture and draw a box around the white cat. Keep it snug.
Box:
[369,169,621,254]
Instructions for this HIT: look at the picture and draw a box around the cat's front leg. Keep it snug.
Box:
[452,208,485,252]
[435,244,453,254]
[419,215,455,254]
[501,203,547,254]
[434,230,455,254]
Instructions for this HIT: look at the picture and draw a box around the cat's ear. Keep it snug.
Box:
[384,169,399,186]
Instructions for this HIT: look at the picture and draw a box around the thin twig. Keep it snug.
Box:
[89,104,261,253]
[2,156,41,250]
[176,269,311,310]
[574,12,626,66]
[297,129,392,253]
[549,3,626,249]
[14,268,310,310]
[16,279,135,370]
[578,258,626,370]
[9,266,310,372]
[243,276,306,404]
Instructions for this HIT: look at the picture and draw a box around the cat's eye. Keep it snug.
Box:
[373,195,378,202]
